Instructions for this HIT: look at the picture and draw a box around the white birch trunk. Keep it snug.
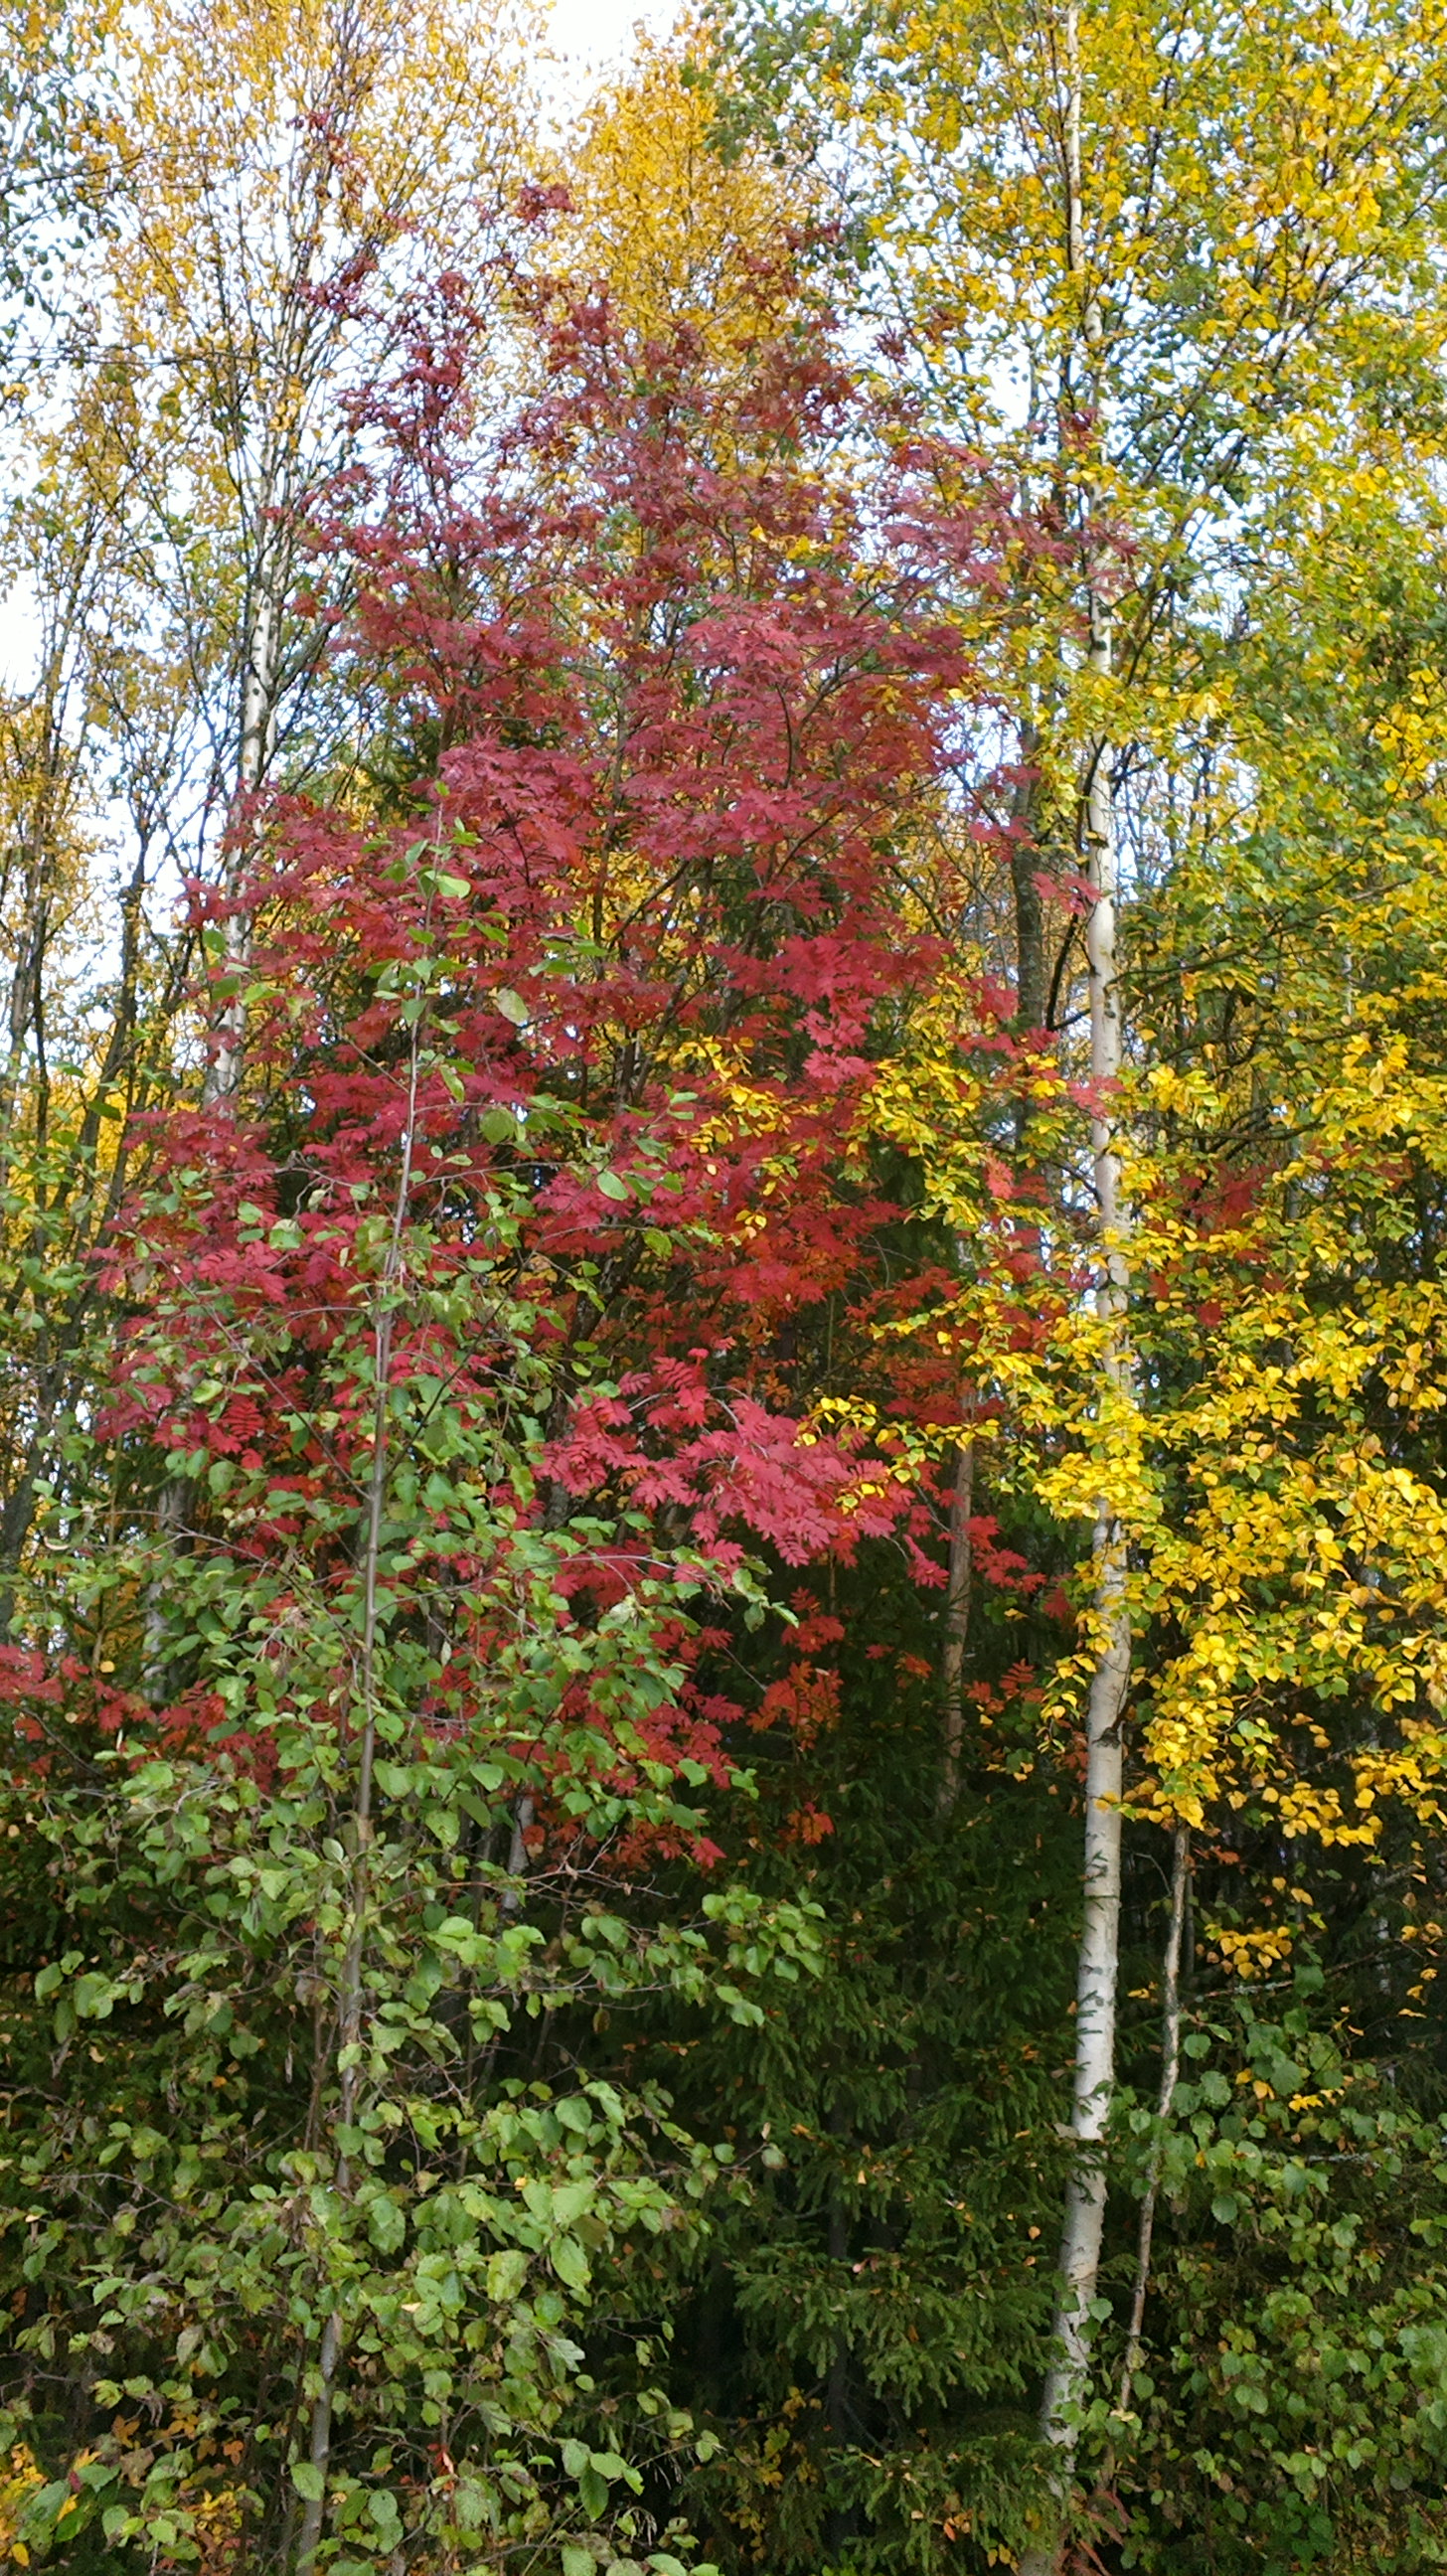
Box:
[1020,10,1134,2564]
[1021,696,1132,2576]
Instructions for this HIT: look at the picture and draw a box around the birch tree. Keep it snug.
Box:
[558,26,823,374]
[59,0,541,1098]
[705,0,1447,2553]
[0,443,199,1619]
[1017,20,1134,2551]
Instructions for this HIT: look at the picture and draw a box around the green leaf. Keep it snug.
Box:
[552,2177,595,2225]
[367,2193,406,2253]
[495,988,529,1025]
[563,2547,594,2576]
[290,2463,325,2503]
[551,2234,591,2291]
[596,1170,630,1202]
[486,2247,528,2302]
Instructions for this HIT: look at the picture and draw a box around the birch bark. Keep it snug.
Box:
[1020,6,1134,2560]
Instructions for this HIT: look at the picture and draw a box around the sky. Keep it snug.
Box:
[545,0,673,78]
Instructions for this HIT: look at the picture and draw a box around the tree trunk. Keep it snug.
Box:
[1019,598,1132,2569]
[1010,722,1046,1035]
[205,519,284,1106]
[937,1426,974,1814]
[1118,1825,1191,2417]
[1021,11,1135,2564]
[293,950,424,2573]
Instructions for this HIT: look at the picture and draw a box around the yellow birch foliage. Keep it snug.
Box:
[707,0,1447,1948]
[870,963,1447,1889]
[1131,1036,1447,1836]
[710,0,1447,1038]
[558,25,826,369]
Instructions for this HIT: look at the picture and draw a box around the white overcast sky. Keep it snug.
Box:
[545,0,674,78]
